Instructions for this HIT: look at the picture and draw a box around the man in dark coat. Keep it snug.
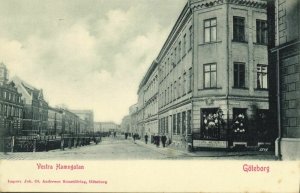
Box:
[156,135,160,147]
[144,134,148,144]
[161,135,167,148]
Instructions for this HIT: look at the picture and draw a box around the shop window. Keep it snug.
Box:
[257,109,269,142]
[201,108,225,139]
[232,108,247,141]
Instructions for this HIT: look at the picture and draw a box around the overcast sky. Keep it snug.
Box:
[0,0,186,123]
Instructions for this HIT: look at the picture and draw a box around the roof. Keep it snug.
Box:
[12,76,46,102]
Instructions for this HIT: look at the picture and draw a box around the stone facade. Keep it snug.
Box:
[0,63,23,136]
[70,110,94,133]
[47,107,64,135]
[138,60,159,140]
[12,76,48,136]
[270,0,300,160]
[133,0,271,150]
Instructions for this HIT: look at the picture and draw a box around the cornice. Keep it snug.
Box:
[190,0,267,10]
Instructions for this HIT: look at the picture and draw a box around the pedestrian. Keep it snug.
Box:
[156,135,160,147]
[161,135,167,148]
[133,133,136,143]
[144,134,148,144]
[125,133,128,139]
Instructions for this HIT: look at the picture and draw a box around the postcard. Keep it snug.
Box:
[0,0,299,192]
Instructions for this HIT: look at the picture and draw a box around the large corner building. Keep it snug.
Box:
[136,0,272,150]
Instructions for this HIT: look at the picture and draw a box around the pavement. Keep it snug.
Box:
[0,137,276,160]
[134,138,276,160]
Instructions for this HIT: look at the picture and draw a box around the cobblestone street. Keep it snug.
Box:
[0,137,276,160]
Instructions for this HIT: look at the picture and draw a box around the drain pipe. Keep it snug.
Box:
[275,0,282,160]
[226,0,230,149]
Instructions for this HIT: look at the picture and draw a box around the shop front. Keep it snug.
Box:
[192,105,272,150]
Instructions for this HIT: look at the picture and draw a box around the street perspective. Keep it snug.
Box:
[0,0,299,161]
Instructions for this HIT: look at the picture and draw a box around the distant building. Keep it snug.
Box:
[70,110,94,133]
[12,76,48,136]
[0,63,23,136]
[61,108,80,135]
[47,107,63,135]
[269,0,300,160]
[120,115,131,134]
[138,60,159,139]
[94,122,119,133]
[129,104,138,135]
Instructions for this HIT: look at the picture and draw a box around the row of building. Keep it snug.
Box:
[121,0,300,159]
[0,63,94,137]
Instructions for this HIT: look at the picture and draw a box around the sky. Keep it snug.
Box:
[0,0,186,124]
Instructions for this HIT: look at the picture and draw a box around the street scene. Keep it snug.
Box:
[0,136,274,160]
[0,0,299,160]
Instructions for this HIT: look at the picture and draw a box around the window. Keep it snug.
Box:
[173,115,176,134]
[182,111,186,135]
[174,47,177,64]
[165,117,168,134]
[183,34,186,54]
[189,25,193,49]
[233,16,245,42]
[188,67,193,92]
[167,58,170,72]
[204,63,217,88]
[257,64,268,89]
[170,84,173,103]
[174,81,177,100]
[234,63,245,88]
[183,73,186,94]
[177,113,181,134]
[178,77,181,98]
[178,41,181,61]
[204,18,217,43]
[201,108,224,139]
[256,20,268,45]
[232,108,247,140]
[187,110,192,134]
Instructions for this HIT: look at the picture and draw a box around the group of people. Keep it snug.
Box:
[145,134,169,148]
[127,132,170,148]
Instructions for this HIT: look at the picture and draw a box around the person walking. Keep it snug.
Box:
[133,133,137,143]
[156,135,160,147]
[161,135,167,148]
[144,134,148,144]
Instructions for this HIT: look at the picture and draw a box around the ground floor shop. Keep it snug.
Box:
[157,97,273,150]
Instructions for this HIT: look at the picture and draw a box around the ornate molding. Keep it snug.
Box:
[190,0,267,11]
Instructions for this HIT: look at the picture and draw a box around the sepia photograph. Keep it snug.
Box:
[0,0,299,192]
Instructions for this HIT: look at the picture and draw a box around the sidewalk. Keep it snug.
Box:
[134,139,276,160]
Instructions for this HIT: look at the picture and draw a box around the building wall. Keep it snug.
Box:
[191,1,269,142]
[70,110,94,133]
[133,0,270,150]
[120,115,131,133]
[94,122,119,133]
[0,83,23,136]
[272,0,300,160]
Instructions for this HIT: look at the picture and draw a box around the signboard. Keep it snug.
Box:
[193,140,228,148]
